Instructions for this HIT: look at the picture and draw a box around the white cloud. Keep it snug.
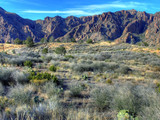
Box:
[23,10,101,16]
[82,1,148,10]
[3,0,41,6]
[22,1,150,16]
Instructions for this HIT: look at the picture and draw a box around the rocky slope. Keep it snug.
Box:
[0,7,160,45]
[0,7,44,42]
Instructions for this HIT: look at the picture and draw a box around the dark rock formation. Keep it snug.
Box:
[0,7,160,45]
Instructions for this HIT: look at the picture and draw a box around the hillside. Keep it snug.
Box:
[1,42,160,119]
[1,7,160,45]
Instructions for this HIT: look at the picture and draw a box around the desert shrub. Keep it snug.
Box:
[9,58,24,66]
[14,38,22,44]
[90,87,113,110]
[94,53,111,61]
[32,103,52,119]
[116,66,132,74]
[143,42,149,46]
[0,67,13,85]
[25,36,34,47]
[139,101,160,119]
[0,83,4,95]
[32,96,60,119]
[111,88,136,115]
[105,79,112,84]
[71,38,76,43]
[8,84,34,105]
[24,60,33,67]
[42,56,52,63]
[0,96,14,111]
[149,60,160,71]
[42,82,63,97]
[111,84,150,116]
[49,60,60,66]
[29,72,59,85]
[69,83,83,97]
[117,110,138,120]
[80,60,93,64]
[136,85,160,119]
[42,48,48,54]
[40,38,48,43]
[1,52,41,66]
[55,46,66,55]
[86,39,93,44]
[11,71,29,84]
[82,74,89,80]
[65,55,74,59]
[49,65,57,72]
[0,67,28,85]
[146,72,160,79]
[71,62,119,73]
[31,79,48,85]
[12,49,16,54]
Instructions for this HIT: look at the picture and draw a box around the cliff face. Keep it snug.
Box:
[0,7,160,45]
[0,7,44,42]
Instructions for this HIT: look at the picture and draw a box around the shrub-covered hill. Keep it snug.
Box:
[0,41,160,119]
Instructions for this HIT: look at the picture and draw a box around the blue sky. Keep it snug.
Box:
[0,0,160,20]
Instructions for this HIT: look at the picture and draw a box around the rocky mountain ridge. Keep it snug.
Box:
[0,7,160,45]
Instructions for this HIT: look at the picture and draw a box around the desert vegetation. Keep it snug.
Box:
[0,40,160,120]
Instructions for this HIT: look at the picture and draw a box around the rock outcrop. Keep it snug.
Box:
[0,7,160,45]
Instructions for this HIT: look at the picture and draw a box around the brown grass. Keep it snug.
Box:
[0,44,24,52]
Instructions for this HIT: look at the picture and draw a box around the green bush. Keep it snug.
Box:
[40,38,48,43]
[143,42,149,46]
[24,61,33,68]
[0,96,14,111]
[42,82,63,97]
[71,62,119,73]
[12,49,16,54]
[65,55,74,59]
[29,72,59,85]
[55,46,66,55]
[49,65,57,72]
[49,36,54,42]
[86,39,93,44]
[14,38,22,44]
[71,38,76,43]
[105,79,112,84]
[111,85,141,116]
[70,83,83,97]
[90,87,113,110]
[0,67,29,85]
[82,74,88,80]
[8,84,34,105]
[25,36,34,47]
[42,48,48,54]
[117,66,132,74]
[117,110,138,120]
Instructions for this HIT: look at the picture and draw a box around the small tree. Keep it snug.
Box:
[40,38,48,44]
[49,36,54,42]
[86,39,93,44]
[14,38,22,44]
[71,38,76,43]
[26,36,34,47]
[24,60,33,67]
[55,46,66,55]
[42,48,48,54]
[49,65,57,72]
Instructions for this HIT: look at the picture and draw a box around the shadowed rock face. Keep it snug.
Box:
[0,7,160,45]
[0,7,44,42]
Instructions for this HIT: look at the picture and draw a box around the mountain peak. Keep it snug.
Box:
[0,7,160,46]
[0,7,5,12]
